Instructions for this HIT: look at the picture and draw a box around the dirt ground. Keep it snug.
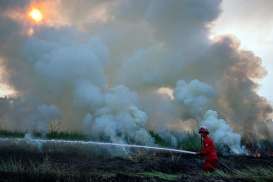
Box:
[0,145,272,182]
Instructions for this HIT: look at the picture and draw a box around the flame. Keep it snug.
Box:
[29,8,43,23]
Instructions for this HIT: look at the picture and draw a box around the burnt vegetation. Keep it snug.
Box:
[0,130,272,182]
[0,145,272,182]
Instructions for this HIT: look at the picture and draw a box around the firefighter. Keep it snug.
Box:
[198,127,218,172]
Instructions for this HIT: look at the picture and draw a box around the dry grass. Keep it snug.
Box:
[206,167,273,182]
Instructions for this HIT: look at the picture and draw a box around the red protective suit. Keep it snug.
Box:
[200,135,218,172]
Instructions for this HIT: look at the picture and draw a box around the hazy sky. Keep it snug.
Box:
[212,0,273,102]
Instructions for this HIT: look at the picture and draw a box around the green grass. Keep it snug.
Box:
[149,130,201,152]
[139,171,178,181]
[0,130,24,138]
[149,131,170,147]
[177,132,201,151]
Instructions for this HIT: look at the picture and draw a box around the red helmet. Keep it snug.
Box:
[199,127,209,134]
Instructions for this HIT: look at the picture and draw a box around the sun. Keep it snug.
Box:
[29,8,43,23]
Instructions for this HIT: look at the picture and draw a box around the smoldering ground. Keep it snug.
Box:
[0,143,273,182]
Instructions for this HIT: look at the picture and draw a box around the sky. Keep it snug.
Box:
[211,0,273,102]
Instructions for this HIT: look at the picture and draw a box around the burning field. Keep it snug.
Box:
[0,0,273,181]
[0,138,272,182]
[0,133,272,182]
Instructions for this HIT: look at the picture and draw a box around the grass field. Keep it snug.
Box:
[0,145,272,182]
[0,129,273,181]
[206,167,273,182]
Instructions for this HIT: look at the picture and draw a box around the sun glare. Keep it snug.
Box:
[29,8,43,23]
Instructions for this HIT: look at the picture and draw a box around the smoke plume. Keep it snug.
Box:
[201,110,243,154]
[0,0,272,153]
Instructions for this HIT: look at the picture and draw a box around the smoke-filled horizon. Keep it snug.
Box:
[0,0,272,153]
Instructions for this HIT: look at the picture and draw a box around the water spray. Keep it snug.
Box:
[0,138,197,155]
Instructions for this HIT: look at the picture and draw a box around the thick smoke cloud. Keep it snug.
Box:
[175,80,215,116]
[0,98,60,133]
[174,80,244,153]
[0,0,272,152]
[79,85,154,145]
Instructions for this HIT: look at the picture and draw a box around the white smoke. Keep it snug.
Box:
[74,80,104,110]
[0,98,60,133]
[175,80,215,116]
[201,110,244,154]
[24,133,43,151]
[0,0,272,152]
[174,80,243,153]
[29,104,60,133]
[82,86,154,145]
[27,34,108,89]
